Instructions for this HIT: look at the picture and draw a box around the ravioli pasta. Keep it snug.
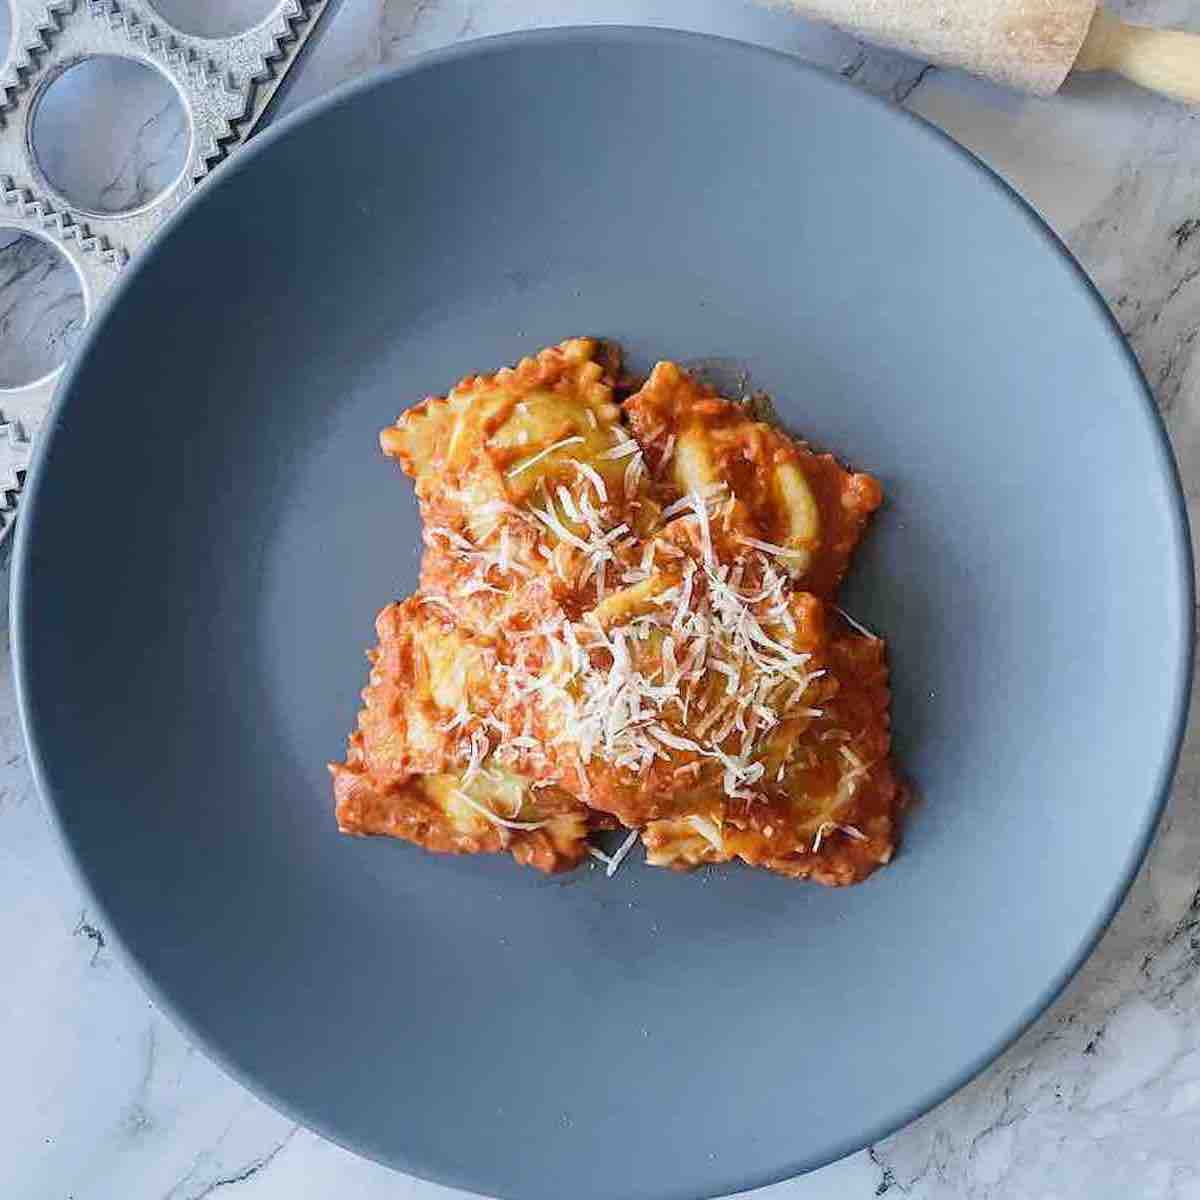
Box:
[330,338,902,884]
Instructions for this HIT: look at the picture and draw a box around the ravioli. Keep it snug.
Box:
[640,620,898,886]
[381,337,659,629]
[332,756,593,874]
[624,360,883,598]
[331,342,901,883]
[331,596,595,872]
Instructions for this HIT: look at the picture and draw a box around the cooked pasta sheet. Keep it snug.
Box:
[331,339,901,882]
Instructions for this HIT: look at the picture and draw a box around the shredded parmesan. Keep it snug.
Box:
[834,605,880,640]
[839,745,866,770]
[457,576,503,597]
[623,451,645,498]
[736,534,807,559]
[556,485,580,522]
[475,498,537,527]
[650,727,702,753]
[410,409,873,860]
[505,435,585,478]
[658,433,676,473]
[440,708,470,733]
[453,789,549,831]
[688,492,715,567]
[461,729,489,785]
[529,489,592,552]
[686,815,725,853]
[660,482,727,522]
[605,828,640,876]
[424,526,475,551]
[671,562,695,632]
[600,440,641,461]
[572,461,608,503]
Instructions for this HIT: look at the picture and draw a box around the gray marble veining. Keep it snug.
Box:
[6,2,1200,1198]
[30,55,191,217]
[0,228,83,388]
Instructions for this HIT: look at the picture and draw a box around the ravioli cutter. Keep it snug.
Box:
[0,0,341,541]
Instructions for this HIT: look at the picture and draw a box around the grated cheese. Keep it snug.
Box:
[453,789,549,831]
[600,440,641,461]
[736,534,807,560]
[425,526,475,551]
[672,560,696,632]
[658,433,677,473]
[418,426,869,854]
[461,729,489,785]
[505,435,585,479]
[834,605,880,640]
[476,498,538,527]
[572,461,608,503]
[440,708,470,733]
[458,577,504,597]
[556,485,581,522]
[623,451,646,498]
[649,727,702,753]
[688,492,716,567]
[605,828,640,876]
[811,821,833,853]
[529,488,592,553]
[660,482,727,523]
[686,815,725,852]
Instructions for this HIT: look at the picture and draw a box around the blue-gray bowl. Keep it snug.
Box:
[13,27,1193,1200]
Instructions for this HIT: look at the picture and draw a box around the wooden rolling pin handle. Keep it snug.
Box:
[1074,7,1200,104]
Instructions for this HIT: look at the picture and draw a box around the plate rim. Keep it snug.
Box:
[11,25,1196,1200]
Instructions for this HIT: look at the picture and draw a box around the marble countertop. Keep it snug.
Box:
[5,1,1200,1197]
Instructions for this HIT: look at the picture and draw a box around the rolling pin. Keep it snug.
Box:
[776,1,1200,102]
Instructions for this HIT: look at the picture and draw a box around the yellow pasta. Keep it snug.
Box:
[332,341,899,883]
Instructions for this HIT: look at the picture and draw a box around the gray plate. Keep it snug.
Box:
[11,28,1194,1200]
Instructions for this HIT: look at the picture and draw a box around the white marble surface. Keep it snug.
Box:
[6,1,1200,1197]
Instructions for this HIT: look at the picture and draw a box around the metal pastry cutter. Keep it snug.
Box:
[0,0,332,541]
